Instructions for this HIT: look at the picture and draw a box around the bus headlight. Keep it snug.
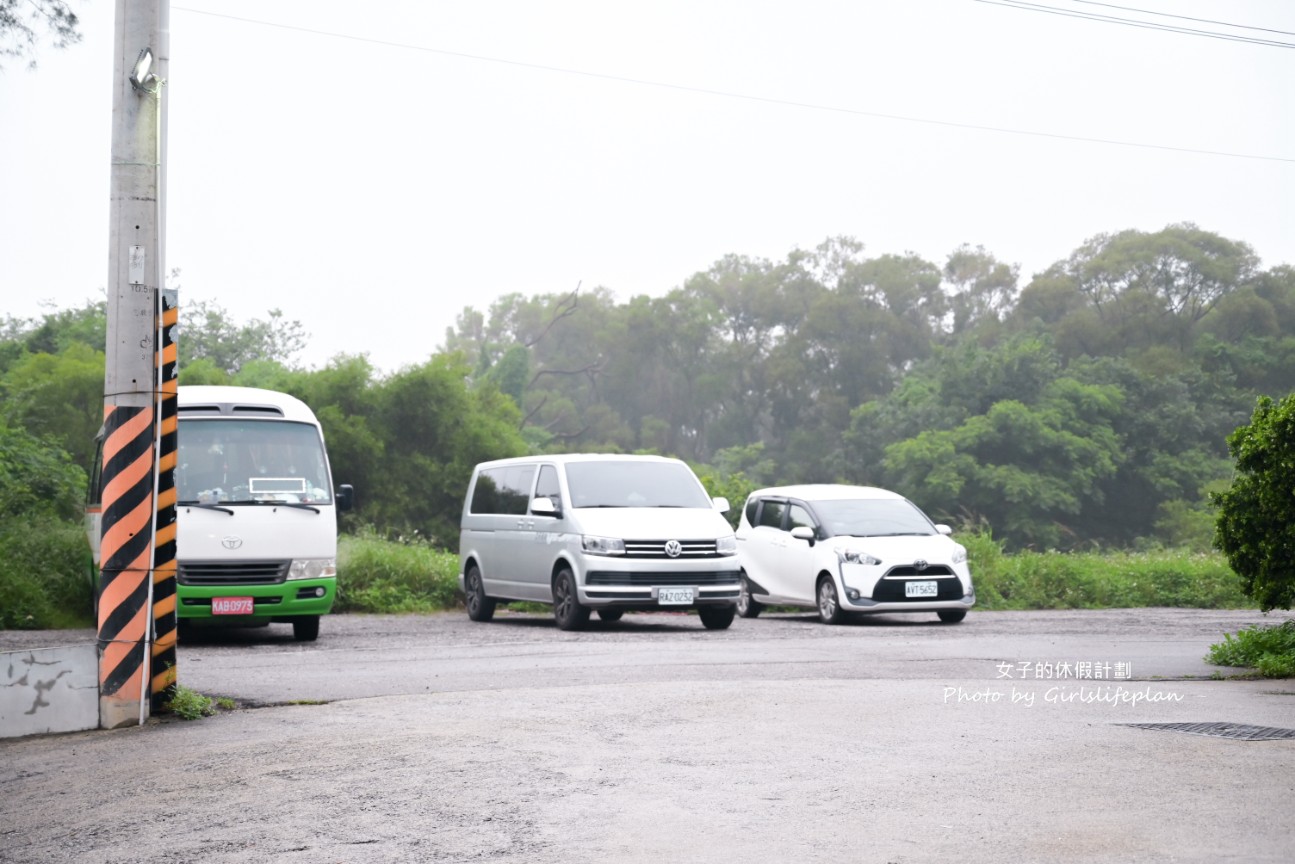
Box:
[288,558,337,580]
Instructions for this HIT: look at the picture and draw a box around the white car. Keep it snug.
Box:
[735,484,974,624]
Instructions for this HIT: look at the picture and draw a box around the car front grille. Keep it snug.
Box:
[871,575,964,602]
[623,540,723,558]
[179,560,290,586]
[586,570,741,586]
[884,564,955,578]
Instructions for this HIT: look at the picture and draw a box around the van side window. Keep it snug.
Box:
[471,465,536,515]
[533,464,561,513]
[757,500,785,529]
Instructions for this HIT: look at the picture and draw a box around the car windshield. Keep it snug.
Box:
[177,419,332,505]
[811,497,935,538]
[566,461,712,509]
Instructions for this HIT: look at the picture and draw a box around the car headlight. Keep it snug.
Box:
[287,558,337,580]
[582,535,626,556]
[836,547,882,566]
[951,544,967,564]
[716,534,737,556]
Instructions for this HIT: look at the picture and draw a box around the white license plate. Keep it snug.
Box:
[905,581,938,598]
[657,587,695,605]
[212,596,254,615]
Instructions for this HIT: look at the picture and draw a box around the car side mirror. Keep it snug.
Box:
[935,524,952,536]
[531,496,559,517]
[712,496,730,514]
[337,484,355,513]
[790,525,816,545]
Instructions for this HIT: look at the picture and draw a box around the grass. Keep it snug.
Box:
[335,528,461,614]
[961,532,1250,610]
[1206,620,1295,678]
[163,683,217,720]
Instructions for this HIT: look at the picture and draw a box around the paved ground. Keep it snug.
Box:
[2,608,1293,863]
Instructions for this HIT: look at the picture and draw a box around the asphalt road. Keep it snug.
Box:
[3,608,1294,864]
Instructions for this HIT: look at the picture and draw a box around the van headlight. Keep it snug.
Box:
[288,558,337,580]
[716,535,737,556]
[582,535,626,556]
[836,548,882,566]
[951,545,967,564]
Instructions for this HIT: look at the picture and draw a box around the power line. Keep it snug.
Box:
[172,6,1294,164]
[976,0,1295,48]
[1070,0,1295,37]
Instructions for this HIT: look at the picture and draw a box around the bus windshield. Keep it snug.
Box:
[177,419,333,505]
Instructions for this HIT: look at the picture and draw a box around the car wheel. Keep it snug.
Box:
[698,604,736,630]
[938,609,967,624]
[292,615,320,642]
[597,609,624,622]
[736,575,763,619]
[817,577,846,625]
[465,564,497,622]
[553,568,590,631]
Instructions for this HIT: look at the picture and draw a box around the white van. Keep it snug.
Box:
[458,454,741,630]
[87,386,353,641]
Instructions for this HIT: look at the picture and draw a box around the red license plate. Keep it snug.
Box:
[212,596,254,615]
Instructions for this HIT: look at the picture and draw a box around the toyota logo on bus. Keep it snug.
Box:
[221,536,244,550]
[664,540,683,558]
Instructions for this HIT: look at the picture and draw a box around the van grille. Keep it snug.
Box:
[623,539,722,558]
[586,571,741,586]
[179,560,290,586]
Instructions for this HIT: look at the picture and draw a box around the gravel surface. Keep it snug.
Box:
[3,608,1293,863]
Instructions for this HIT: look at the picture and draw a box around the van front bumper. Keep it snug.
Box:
[580,568,741,607]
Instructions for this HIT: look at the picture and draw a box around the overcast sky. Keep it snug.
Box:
[3,0,1292,372]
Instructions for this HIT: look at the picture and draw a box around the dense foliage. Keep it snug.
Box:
[1212,394,1295,611]
[2,223,1292,567]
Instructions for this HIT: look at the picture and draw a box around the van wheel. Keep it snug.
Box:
[597,609,624,622]
[293,615,320,641]
[465,564,496,622]
[553,568,589,631]
[817,577,846,625]
[938,609,967,624]
[699,604,736,630]
[736,576,763,618]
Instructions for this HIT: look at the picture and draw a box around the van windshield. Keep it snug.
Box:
[566,461,712,509]
[177,419,332,505]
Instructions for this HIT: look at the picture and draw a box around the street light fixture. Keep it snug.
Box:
[129,47,161,93]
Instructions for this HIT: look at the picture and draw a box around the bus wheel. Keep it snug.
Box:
[293,616,320,641]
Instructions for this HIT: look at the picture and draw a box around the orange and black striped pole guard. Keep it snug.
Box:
[96,402,155,726]
[151,287,180,708]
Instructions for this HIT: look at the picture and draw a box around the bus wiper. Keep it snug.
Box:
[180,501,235,515]
[243,500,321,513]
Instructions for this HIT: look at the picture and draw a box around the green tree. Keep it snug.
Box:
[1,341,105,470]
[180,300,309,374]
[0,420,86,521]
[1212,393,1295,611]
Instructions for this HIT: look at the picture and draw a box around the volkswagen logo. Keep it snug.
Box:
[221,536,244,550]
[914,559,928,571]
[664,540,683,558]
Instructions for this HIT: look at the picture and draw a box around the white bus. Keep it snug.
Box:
[87,385,353,641]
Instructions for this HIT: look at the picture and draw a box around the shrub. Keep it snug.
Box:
[0,516,94,629]
[336,528,461,614]
[1207,620,1295,678]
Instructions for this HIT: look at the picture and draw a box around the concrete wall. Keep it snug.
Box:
[1,644,99,739]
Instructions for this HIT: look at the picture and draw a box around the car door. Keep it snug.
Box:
[744,498,801,604]
[777,502,820,606]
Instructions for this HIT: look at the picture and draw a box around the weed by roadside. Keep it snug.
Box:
[1206,620,1295,678]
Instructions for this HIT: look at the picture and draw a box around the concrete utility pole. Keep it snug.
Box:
[99,0,172,730]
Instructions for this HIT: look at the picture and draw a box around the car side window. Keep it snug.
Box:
[532,464,561,513]
[787,504,815,534]
[744,497,759,526]
[758,500,785,529]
